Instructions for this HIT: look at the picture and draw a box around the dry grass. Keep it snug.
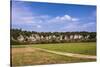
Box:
[12,47,36,54]
[11,47,96,66]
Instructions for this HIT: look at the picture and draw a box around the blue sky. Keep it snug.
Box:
[11,1,96,32]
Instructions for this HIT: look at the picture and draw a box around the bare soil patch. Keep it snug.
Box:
[12,47,36,54]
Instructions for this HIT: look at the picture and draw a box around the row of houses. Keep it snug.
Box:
[12,33,91,43]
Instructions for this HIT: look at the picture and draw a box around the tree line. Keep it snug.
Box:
[11,29,96,45]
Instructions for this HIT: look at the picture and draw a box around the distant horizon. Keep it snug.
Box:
[11,1,96,32]
[11,28,96,33]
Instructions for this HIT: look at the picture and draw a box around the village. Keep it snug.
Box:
[11,29,96,44]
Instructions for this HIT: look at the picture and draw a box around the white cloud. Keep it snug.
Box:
[72,18,79,21]
[61,15,72,21]
[36,25,42,28]
[12,2,79,25]
[60,21,96,32]
[47,14,79,23]
[12,1,96,32]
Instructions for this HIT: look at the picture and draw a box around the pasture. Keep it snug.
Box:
[32,42,96,55]
[11,42,96,66]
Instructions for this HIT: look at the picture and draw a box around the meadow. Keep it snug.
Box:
[11,42,96,66]
[32,42,96,55]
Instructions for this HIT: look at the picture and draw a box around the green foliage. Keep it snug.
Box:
[11,40,29,45]
[11,29,96,44]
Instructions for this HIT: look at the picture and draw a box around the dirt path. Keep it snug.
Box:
[35,48,96,60]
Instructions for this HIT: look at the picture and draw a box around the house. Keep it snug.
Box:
[17,35,24,42]
[70,35,74,39]
[29,34,36,42]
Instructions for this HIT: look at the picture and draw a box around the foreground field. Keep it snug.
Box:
[11,42,96,66]
[12,47,95,66]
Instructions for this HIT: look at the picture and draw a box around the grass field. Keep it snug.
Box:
[11,42,96,66]
[32,42,96,55]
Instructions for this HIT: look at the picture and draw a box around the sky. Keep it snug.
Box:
[11,1,96,32]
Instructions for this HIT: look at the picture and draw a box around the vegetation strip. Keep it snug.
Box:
[35,48,96,59]
[11,29,96,45]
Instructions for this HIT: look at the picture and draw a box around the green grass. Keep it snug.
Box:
[12,48,95,66]
[31,42,96,55]
[12,42,96,66]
